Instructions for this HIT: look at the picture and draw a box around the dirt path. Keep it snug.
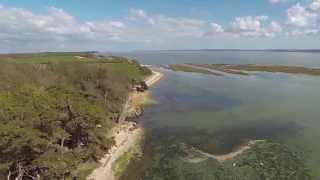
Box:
[87,70,163,180]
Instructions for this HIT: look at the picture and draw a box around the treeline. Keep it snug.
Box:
[0,53,151,179]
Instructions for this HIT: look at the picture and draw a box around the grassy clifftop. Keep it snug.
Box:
[0,52,151,179]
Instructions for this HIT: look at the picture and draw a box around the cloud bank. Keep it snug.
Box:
[269,0,288,4]
[0,1,319,52]
[287,0,320,35]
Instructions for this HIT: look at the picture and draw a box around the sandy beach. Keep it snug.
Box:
[87,70,163,180]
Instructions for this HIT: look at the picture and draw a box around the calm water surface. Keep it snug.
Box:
[116,51,320,178]
[116,50,320,67]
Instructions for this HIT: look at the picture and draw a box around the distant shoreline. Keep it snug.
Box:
[130,49,320,53]
[169,63,320,76]
[1,49,320,56]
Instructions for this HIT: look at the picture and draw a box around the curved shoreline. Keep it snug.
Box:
[87,70,163,180]
[183,140,264,163]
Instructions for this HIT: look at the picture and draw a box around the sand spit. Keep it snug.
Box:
[183,140,264,163]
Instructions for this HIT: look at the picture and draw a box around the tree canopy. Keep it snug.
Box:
[0,53,151,179]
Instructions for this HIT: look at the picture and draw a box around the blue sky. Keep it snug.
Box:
[0,0,289,21]
[0,0,319,52]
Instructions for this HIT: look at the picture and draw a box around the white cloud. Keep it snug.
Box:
[203,23,224,36]
[0,5,286,52]
[130,9,147,19]
[310,0,320,10]
[286,0,320,35]
[0,6,211,51]
[230,16,268,32]
[287,4,317,27]
[269,0,287,4]
[127,9,208,40]
[129,9,155,25]
[227,16,281,38]
[269,21,282,32]
[0,6,126,42]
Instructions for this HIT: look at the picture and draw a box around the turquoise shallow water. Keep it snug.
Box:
[117,51,320,179]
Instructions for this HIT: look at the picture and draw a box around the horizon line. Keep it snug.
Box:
[1,49,320,55]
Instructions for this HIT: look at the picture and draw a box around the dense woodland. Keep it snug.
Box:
[0,52,151,179]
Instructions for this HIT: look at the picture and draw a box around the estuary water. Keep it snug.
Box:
[118,50,320,67]
[116,51,320,179]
